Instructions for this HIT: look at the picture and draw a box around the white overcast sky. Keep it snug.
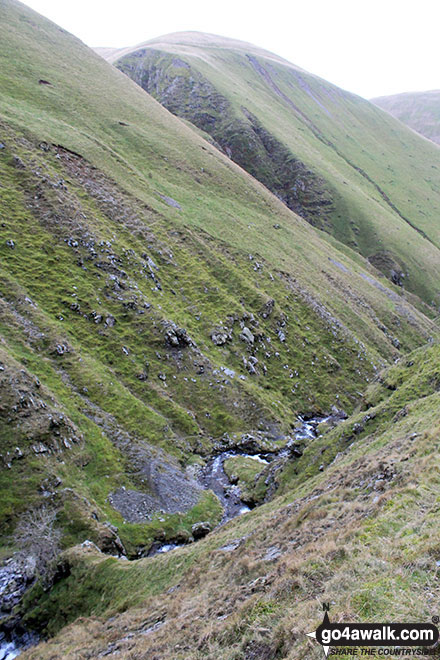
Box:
[23,0,439,99]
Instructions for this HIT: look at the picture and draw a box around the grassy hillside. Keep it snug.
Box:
[1,0,435,552]
[0,2,439,657]
[21,340,440,659]
[373,90,440,145]
[113,33,440,306]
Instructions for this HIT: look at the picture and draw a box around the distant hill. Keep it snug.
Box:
[372,90,440,145]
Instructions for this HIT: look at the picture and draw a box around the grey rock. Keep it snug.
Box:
[23,555,37,581]
[391,269,404,287]
[158,193,181,210]
[81,540,102,552]
[13,156,25,169]
[211,329,231,346]
[239,327,254,344]
[263,546,282,561]
[164,324,193,348]
[329,258,350,273]
[330,405,348,420]
[32,443,49,454]
[277,329,286,342]
[260,299,275,318]
[218,538,243,552]
[245,357,258,374]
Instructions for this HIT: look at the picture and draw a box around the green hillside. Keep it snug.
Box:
[113,33,440,306]
[0,2,439,659]
[373,89,440,145]
[22,341,440,659]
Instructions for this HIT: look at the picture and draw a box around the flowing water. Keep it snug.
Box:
[0,639,20,660]
[151,414,327,555]
[0,631,37,660]
[1,415,329,656]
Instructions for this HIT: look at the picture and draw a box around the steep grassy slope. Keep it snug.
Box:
[20,339,440,659]
[373,90,440,145]
[1,0,436,560]
[112,33,440,305]
[1,2,440,656]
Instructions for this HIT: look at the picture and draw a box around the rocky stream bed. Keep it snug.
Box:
[149,413,329,555]
[0,561,39,659]
[0,411,345,657]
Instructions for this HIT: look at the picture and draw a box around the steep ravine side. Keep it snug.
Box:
[1,5,440,656]
[111,35,440,305]
[116,50,336,231]
[18,340,440,659]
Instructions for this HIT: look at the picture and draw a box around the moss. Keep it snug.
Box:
[0,5,440,653]
[224,455,268,504]
[2,126,427,548]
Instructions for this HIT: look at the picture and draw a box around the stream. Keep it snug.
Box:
[0,640,19,660]
[0,560,38,659]
[151,414,327,555]
[0,414,335,656]
[0,629,37,660]
[0,637,21,660]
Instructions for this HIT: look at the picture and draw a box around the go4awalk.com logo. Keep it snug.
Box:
[307,605,440,657]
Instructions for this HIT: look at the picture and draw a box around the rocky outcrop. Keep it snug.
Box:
[0,352,83,468]
[191,521,211,539]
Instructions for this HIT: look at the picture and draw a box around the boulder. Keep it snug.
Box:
[164,324,193,348]
[239,327,254,344]
[211,329,231,346]
[191,521,211,540]
[260,298,275,318]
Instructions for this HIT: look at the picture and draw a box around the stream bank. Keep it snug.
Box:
[150,412,343,555]
[0,561,39,660]
[2,410,345,656]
